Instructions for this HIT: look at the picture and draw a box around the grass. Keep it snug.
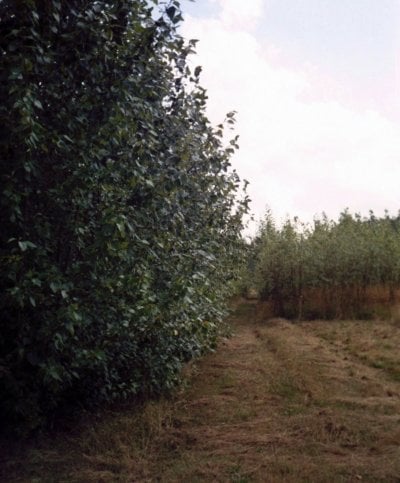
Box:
[2,300,400,482]
[310,317,400,384]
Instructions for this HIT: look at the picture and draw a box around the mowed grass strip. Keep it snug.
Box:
[308,317,400,383]
[2,301,400,482]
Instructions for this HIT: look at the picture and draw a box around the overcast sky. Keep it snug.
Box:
[179,0,400,234]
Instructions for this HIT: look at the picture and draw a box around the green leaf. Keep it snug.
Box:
[166,6,176,20]
[18,241,37,251]
[47,366,62,382]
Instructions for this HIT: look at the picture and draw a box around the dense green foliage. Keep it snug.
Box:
[246,209,400,319]
[0,0,249,432]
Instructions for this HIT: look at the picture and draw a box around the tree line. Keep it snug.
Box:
[0,0,248,433]
[244,209,400,320]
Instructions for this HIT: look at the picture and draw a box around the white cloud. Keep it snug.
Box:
[215,0,264,29]
[181,6,400,233]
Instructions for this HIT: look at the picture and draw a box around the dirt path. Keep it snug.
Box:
[3,302,400,482]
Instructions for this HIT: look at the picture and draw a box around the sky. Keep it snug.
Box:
[179,0,400,234]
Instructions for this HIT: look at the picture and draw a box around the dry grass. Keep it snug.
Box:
[2,301,400,482]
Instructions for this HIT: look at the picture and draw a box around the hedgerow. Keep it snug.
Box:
[0,0,249,433]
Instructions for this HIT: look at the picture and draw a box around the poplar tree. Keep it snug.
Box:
[0,0,248,432]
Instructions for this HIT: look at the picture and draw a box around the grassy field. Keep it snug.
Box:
[2,301,400,482]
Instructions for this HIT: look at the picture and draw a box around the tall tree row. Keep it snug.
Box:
[0,0,249,432]
[246,210,400,319]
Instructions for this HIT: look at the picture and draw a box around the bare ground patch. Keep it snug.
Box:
[2,302,400,482]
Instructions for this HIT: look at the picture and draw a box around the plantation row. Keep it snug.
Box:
[0,1,248,433]
[245,210,400,319]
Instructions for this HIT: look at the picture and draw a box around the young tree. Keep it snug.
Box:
[249,209,400,320]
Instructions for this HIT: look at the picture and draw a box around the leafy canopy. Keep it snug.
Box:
[0,0,249,433]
